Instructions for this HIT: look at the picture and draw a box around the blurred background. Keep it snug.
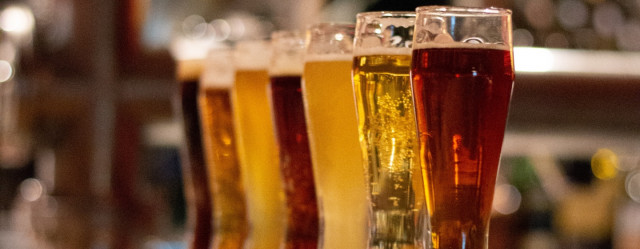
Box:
[0,0,639,248]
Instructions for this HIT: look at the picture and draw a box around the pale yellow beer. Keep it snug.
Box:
[199,48,248,249]
[231,41,285,249]
[302,54,368,249]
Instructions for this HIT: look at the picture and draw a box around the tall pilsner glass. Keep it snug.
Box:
[411,6,514,249]
[232,41,286,249]
[175,57,213,249]
[268,30,319,249]
[302,23,368,249]
[352,12,425,249]
[199,47,248,249]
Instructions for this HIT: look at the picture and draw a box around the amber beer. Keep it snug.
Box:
[411,6,514,249]
[231,41,285,249]
[302,23,368,249]
[352,12,424,249]
[175,58,212,249]
[198,48,248,249]
[268,31,319,249]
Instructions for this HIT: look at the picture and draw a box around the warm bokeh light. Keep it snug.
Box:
[626,171,640,203]
[19,178,44,202]
[514,47,640,75]
[514,47,554,72]
[0,5,35,34]
[493,184,522,215]
[591,148,618,180]
[0,60,14,83]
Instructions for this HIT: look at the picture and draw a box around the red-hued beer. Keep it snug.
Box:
[411,6,514,249]
[269,31,319,249]
[175,59,213,249]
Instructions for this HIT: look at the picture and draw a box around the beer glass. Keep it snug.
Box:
[175,57,213,249]
[199,47,248,249]
[232,40,286,249]
[268,30,319,249]
[302,23,368,249]
[352,12,425,249]
[411,6,514,249]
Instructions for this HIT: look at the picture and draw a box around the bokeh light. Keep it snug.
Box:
[592,2,624,38]
[514,47,554,72]
[626,171,640,203]
[493,184,522,215]
[0,5,35,34]
[591,148,618,180]
[557,0,589,30]
[513,28,534,47]
[182,15,208,39]
[0,60,14,83]
[545,33,570,48]
[19,178,44,202]
[615,20,640,51]
[524,0,554,30]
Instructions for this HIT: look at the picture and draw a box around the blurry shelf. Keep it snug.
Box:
[507,47,640,136]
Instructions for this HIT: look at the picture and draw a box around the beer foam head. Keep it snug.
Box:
[270,57,304,76]
[353,47,412,57]
[412,41,510,51]
[304,53,353,63]
[201,47,234,88]
[176,59,204,82]
[269,30,305,76]
[413,6,512,51]
[234,40,272,70]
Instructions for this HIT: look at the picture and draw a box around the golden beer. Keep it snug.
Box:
[353,53,422,249]
[353,12,424,248]
[232,41,285,249]
[302,54,368,249]
[199,48,248,249]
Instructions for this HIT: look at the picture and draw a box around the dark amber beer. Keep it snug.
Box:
[269,31,319,249]
[176,58,212,249]
[199,48,248,249]
[411,6,514,249]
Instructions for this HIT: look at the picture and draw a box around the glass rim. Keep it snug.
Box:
[416,5,512,16]
[306,22,355,30]
[356,11,416,18]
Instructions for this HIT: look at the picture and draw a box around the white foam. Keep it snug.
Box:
[201,49,234,88]
[353,47,412,57]
[269,60,303,76]
[304,53,353,63]
[412,41,510,51]
[234,40,272,70]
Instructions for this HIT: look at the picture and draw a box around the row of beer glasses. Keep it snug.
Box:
[178,5,514,249]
